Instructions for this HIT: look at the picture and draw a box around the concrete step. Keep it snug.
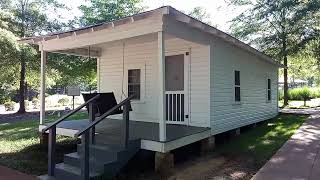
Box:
[55,140,141,180]
[55,163,99,180]
[64,152,115,173]
[37,175,57,180]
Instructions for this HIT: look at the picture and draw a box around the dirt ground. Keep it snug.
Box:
[125,152,257,180]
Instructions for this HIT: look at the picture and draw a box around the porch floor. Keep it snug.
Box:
[39,119,210,144]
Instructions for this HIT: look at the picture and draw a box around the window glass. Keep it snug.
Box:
[128,69,141,100]
[267,79,271,101]
[234,70,241,102]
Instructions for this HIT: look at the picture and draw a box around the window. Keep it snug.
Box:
[234,70,241,102]
[128,69,141,100]
[267,78,271,101]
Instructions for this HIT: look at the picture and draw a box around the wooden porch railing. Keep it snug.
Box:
[42,94,100,177]
[74,95,134,180]
[43,94,134,180]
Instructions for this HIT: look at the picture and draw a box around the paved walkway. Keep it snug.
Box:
[252,114,320,180]
[280,108,320,115]
[0,165,37,180]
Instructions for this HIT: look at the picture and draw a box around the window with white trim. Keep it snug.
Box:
[128,69,141,100]
[267,78,271,101]
[234,70,241,102]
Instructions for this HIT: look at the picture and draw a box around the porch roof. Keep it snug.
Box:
[19,6,284,68]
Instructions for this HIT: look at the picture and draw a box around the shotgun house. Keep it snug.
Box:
[20,6,281,180]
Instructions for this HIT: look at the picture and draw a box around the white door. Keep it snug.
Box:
[165,53,189,125]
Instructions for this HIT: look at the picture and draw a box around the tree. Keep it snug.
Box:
[47,53,97,91]
[229,0,320,106]
[78,0,144,26]
[0,0,66,113]
[188,6,213,25]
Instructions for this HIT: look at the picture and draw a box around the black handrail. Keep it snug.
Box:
[42,94,100,133]
[75,95,135,137]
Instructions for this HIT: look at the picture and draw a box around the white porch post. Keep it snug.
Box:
[158,31,166,141]
[40,50,47,125]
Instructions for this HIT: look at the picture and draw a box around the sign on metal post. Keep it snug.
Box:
[67,86,80,110]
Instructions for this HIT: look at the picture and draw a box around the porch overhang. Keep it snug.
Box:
[19,6,282,67]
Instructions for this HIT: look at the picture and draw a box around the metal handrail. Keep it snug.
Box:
[75,95,135,137]
[42,94,100,133]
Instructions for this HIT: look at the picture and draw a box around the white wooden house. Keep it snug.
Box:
[20,6,281,180]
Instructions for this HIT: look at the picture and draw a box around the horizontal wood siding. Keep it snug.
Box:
[99,38,158,122]
[165,39,210,127]
[99,36,210,126]
[210,38,278,135]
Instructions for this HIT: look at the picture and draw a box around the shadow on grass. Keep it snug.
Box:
[214,114,307,167]
[0,117,82,175]
[0,137,79,175]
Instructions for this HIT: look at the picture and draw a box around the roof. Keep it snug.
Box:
[279,77,308,83]
[19,6,284,68]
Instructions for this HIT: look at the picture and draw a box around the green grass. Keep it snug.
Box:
[0,112,88,175]
[215,114,307,167]
[0,112,308,176]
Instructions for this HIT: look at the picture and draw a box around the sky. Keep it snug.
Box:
[56,0,249,32]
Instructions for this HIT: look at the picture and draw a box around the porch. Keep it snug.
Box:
[39,118,211,152]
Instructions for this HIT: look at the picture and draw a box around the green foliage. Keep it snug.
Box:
[4,101,15,111]
[79,0,145,26]
[47,54,98,91]
[230,0,320,59]
[278,90,284,101]
[58,97,69,106]
[230,0,320,105]
[288,87,314,106]
[188,7,213,26]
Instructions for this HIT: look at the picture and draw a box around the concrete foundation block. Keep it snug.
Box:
[39,132,48,146]
[235,128,241,136]
[200,136,215,154]
[155,152,174,177]
[252,123,257,128]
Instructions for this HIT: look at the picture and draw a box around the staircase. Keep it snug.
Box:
[39,140,140,180]
[39,95,136,180]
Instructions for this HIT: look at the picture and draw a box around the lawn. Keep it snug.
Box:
[215,114,307,167]
[0,112,309,178]
[0,112,88,175]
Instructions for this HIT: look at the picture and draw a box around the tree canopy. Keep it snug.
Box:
[229,0,320,105]
[79,0,144,26]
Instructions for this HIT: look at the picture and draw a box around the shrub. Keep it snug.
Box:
[288,87,312,106]
[58,97,69,106]
[0,89,10,104]
[4,101,15,111]
[310,87,320,98]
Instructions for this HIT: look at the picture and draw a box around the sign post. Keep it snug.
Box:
[67,86,80,110]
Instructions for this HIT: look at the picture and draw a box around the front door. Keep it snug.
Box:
[165,54,189,124]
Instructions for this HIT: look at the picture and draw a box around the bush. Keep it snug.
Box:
[58,97,69,106]
[310,87,320,98]
[288,87,312,106]
[4,101,15,111]
[0,89,10,104]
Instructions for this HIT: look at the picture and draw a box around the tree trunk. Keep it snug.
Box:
[17,3,26,114]
[17,51,26,114]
